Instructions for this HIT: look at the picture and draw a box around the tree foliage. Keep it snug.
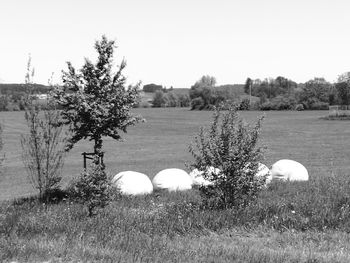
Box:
[335,73,350,106]
[152,90,166,107]
[70,161,111,216]
[299,78,332,109]
[52,36,143,155]
[21,107,67,200]
[189,75,228,110]
[189,105,265,209]
[143,83,163,93]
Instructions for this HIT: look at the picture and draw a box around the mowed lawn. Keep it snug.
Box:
[0,108,349,200]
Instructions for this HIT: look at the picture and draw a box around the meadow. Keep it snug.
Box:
[1,108,348,201]
[1,108,350,262]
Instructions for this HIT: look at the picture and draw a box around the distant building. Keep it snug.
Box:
[36,94,49,100]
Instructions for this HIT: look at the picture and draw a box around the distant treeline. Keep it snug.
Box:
[0,83,51,111]
[145,73,350,111]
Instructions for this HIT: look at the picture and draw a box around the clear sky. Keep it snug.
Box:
[0,0,349,88]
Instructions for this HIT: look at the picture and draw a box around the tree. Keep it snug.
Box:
[21,57,67,201]
[70,161,111,216]
[189,75,221,110]
[335,82,350,106]
[21,107,67,200]
[189,105,265,209]
[52,36,143,158]
[335,73,350,106]
[152,90,166,107]
[244,78,252,94]
[143,83,163,93]
[299,78,331,109]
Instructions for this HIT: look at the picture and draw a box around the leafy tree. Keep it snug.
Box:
[251,77,297,99]
[189,105,265,209]
[335,82,350,106]
[177,94,191,107]
[21,57,67,201]
[70,161,111,216]
[152,90,166,107]
[335,73,350,106]
[52,36,143,157]
[21,107,67,200]
[244,77,252,94]
[165,92,178,107]
[143,83,163,93]
[239,98,250,110]
[189,75,226,110]
[299,78,331,109]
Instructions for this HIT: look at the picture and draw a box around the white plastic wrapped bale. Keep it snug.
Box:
[190,166,220,187]
[271,159,309,181]
[152,168,193,191]
[243,162,272,186]
[255,163,273,185]
[112,171,153,195]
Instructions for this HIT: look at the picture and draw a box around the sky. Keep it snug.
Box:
[0,0,349,88]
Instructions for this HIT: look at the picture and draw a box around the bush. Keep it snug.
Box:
[309,101,329,110]
[20,106,67,201]
[295,104,304,111]
[190,97,205,110]
[239,98,250,110]
[189,105,265,209]
[259,96,296,110]
[152,90,166,107]
[177,94,191,107]
[69,161,111,216]
[259,101,274,111]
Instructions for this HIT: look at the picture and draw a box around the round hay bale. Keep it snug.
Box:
[112,171,153,195]
[152,168,193,191]
[271,159,309,181]
[190,166,220,186]
[243,162,272,187]
[255,163,273,185]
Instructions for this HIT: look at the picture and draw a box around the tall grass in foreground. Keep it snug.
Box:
[2,173,350,262]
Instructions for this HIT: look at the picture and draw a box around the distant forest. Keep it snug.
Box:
[143,73,350,111]
[0,83,50,111]
[0,73,349,112]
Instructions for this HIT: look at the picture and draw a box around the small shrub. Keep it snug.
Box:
[309,101,329,110]
[239,98,250,110]
[69,161,111,216]
[189,105,266,209]
[295,104,304,111]
[190,97,205,110]
[20,106,67,201]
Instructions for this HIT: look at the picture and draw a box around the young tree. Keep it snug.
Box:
[244,77,252,94]
[21,108,67,200]
[21,57,67,200]
[152,90,166,107]
[189,104,265,209]
[52,36,143,158]
[335,73,350,106]
[70,161,111,216]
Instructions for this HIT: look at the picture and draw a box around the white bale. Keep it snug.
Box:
[271,159,309,181]
[112,171,153,195]
[244,162,272,186]
[190,166,220,186]
[152,168,193,191]
[255,163,273,185]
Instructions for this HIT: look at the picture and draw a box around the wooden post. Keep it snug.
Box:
[82,152,104,169]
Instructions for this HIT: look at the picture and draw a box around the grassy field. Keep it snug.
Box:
[0,108,349,201]
[1,108,350,262]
